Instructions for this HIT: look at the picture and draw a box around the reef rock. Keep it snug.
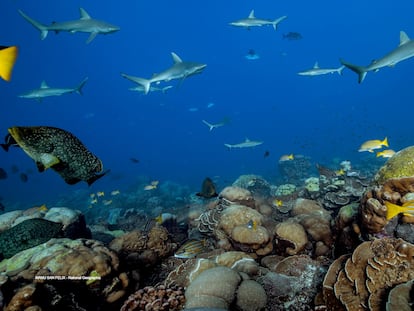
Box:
[375,146,414,184]
[0,238,127,310]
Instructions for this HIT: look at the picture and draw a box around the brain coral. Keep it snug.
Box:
[375,146,414,184]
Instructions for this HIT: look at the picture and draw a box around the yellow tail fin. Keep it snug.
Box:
[0,46,18,82]
[382,137,389,148]
[384,201,407,220]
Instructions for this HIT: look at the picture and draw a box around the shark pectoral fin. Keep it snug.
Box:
[86,32,98,44]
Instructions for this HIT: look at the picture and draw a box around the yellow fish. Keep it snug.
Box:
[273,199,283,207]
[97,191,105,197]
[111,190,120,196]
[376,149,396,158]
[91,198,98,204]
[384,200,414,220]
[144,180,159,190]
[155,213,177,224]
[279,154,294,162]
[0,46,18,82]
[36,204,47,212]
[358,137,388,153]
[174,239,207,259]
[90,193,96,198]
[335,168,345,176]
[247,219,257,230]
[103,199,112,206]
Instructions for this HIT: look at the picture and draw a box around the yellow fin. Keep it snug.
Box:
[384,201,413,220]
[0,46,18,82]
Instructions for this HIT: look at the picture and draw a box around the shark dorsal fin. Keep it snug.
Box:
[399,31,410,46]
[40,81,49,88]
[248,10,255,19]
[313,62,319,69]
[79,8,91,20]
[171,52,182,63]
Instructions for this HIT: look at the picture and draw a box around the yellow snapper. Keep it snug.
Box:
[144,180,159,190]
[174,239,207,259]
[97,191,105,197]
[358,137,388,152]
[0,46,18,82]
[384,200,414,220]
[111,190,120,196]
[279,154,294,162]
[376,149,396,158]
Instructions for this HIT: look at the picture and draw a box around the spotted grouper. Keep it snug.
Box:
[0,218,63,259]
[1,126,108,185]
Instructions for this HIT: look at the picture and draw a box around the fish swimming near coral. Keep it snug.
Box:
[358,137,388,153]
[247,219,258,230]
[155,213,177,226]
[174,239,207,259]
[144,180,159,190]
[384,200,414,220]
[279,154,294,162]
[376,149,396,158]
[196,177,218,199]
[0,218,63,259]
[0,46,18,82]
[1,126,107,185]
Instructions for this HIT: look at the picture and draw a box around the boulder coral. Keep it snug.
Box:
[274,221,308,255]
[219,186,255,208]
[236,279,267,311]
[185,266,241,309]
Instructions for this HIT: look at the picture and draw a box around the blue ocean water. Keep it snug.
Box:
[1,0,414,208]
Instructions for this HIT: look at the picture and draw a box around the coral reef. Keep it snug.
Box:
[322,238,414,311]
[109,225,174,268]
[232,174,273,197]
[0,238,127,310]
[120,284,185,311]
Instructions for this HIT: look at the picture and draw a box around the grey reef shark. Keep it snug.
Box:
[224,138,263,149]
[19,77,88,101]
[121,52,207,95]
[298,62,344,76]
[18,8,120,44]
[229,10,287,30]
[340,31,414,83]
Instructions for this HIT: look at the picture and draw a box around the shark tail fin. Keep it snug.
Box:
[75,77,88,95]
[18,9,49,40]
[340,58,367,83]
[121,73,151,95]
[272,16,288,30]
[338,65,345,76]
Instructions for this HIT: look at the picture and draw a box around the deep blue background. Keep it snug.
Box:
[1,0,413,206]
